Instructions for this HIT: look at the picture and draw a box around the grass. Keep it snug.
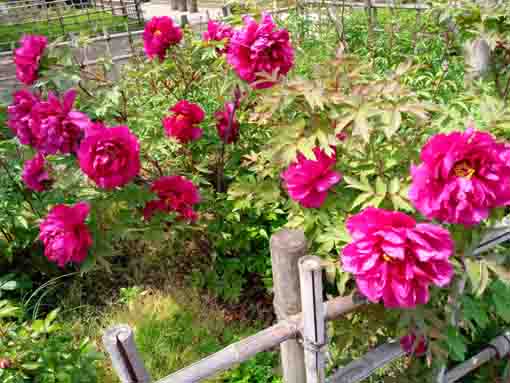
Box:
[0,7,143,52]
[71,287,280,382]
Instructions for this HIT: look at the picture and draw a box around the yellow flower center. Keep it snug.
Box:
[176,114,185,121]
[453,161,475,179]
[154,30,162,37]
[382,254,393,263]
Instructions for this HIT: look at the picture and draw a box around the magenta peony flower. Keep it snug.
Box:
[215,102,239,144]
[281,147,341,208]
[143,16,183,60]
[31,89,91,155]
[7,89,40,146]
[342,208,454,308]
[144,175,200,221]
[400,333,427,356]
[22,153,51,192]
[162,100,205,144]
[0,358,12,369]
[14,35,47,85]
[78,124,140,189]
[409,129,510,226]
[203,20,234,53]
[39,202,92,268]
[227,13,294,89]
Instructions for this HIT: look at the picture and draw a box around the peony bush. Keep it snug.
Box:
[2,5,510,380]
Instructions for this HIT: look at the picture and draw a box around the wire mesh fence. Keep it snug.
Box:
[0,0,144,52]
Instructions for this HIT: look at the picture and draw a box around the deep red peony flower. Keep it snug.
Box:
[7,89,40,146]
[143,175,200,221]
[31,89,92,155]
[227,13,294,89]
[215,102,239,144]
[400,333,427,357]
[342,208,454,308]
[143,16,183,60]
[78,123,140,189]
[281,147,341,208]
[22,153,51,192]
[39,202,92,268]
[409,128,510,226]
[162,100,205,144]
[14,35,47,85]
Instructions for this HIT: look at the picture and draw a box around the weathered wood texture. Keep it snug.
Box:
[326,342,405,383]
[153,294,363,383]
[299,256,326,383]
[103,325,151,383]
[270,229,308,383]
[446,333,510,383]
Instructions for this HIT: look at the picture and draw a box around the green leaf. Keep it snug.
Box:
[461,296,488,329]
[343,176,373,193]
[21,363,41,371]
[490,280,510,323]
[466,258,482,294]
[389,178,400,194]
[390,194,414,212]
[351,192,374,210]
[446,326,467,361]
[476,261,490,297]
[375,177,387,196]
[45,308,59,329]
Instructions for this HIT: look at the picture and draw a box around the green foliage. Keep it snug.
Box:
[224,352,281,383]
[0,308,101,382]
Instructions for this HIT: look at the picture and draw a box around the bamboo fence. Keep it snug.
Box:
[104,225,510,383]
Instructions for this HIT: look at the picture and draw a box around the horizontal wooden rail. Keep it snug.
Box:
[326,342,405,383]
[153,294,365,383]
[326,332,510,383]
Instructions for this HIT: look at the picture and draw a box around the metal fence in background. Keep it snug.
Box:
[0,0,144,52]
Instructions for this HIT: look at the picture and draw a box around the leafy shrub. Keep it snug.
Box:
[0,308,101,383]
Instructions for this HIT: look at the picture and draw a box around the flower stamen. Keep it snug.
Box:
[154,30,162,37]
[453,161,475,179]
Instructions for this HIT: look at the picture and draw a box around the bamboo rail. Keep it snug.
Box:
[103,226,510,383]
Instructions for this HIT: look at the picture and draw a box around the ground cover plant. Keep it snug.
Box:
[1,1,510,382]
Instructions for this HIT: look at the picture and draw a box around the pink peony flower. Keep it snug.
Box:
[144,175,200,221]
[162,100,205,144]
[400,333,427,357]
[31,89,92,154]
[143,16,183,60]
[22,153,51,192]
[215,102,239,144]
[78,124,140,189]
[14,35,47,85]
[281,147,341,208]
[409,129,510,226]
[342,208,454,308]
[7,89,40,146]
[203,20,234,53]
[227,13,294,89]
[39,202,92,268]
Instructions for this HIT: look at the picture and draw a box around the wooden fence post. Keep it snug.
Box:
[103,324,151,383]
[270,229,307,383]
[299,256,326,383]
